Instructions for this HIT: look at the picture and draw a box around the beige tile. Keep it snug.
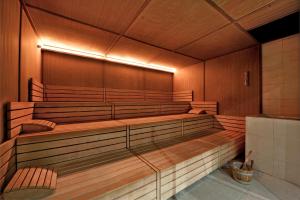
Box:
[285,162,300,186]
[273,160,286,179]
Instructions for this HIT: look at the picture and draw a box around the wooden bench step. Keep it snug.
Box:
[3,167,57,199]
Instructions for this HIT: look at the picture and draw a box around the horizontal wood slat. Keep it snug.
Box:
[173,90,193,102]
[33,102,113,124]
[7,102,34,138]
[30,79,44,102]
[0,138,16,192]
[191,101,218,114]
[214,115,246,133]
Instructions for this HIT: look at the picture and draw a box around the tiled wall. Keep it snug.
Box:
[246,116,300,186]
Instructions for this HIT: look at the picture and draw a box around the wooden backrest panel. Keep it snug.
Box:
[7,102,34,138]
[213,115,245,133]
[30,79,44,102]
[0,138,16,192]
[182,115,214,136]
[16,121,127,170]
[160,102,191,115]
[190,101,218,114]
[145,90,173,102]
[114,102,161,119]
[105,88,144,102]
[44,84,105,102]
[33,102,113,124]
[173,90,193,102]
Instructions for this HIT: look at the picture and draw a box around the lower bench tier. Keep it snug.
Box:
[4,129,244,200]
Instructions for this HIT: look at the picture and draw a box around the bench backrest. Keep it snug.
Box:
[29,79,193,102]
[0,138,16,192]
[44,84,105,102]
[30,79,44,102]
[105,88,144,102]
[213,115,245,133]
[7,102,34,138]
[191,101,218,115]
[33,102,113,124]
[160,102,191,115]
[173,90,193,101]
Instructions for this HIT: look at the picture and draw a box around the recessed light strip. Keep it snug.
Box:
[39,42,176,73]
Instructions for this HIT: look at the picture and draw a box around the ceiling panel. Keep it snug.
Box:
[108,37,163,64]
[28,7,118,54]
[25,0,146,33]
[126,0,230,50]
[238,0,300,30]
[177,24,257,60]
[148,49,200,69]
[212,0,274,20]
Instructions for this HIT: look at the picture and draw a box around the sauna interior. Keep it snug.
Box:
[0,0,299,200]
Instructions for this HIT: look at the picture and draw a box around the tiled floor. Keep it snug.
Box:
[169,169,300,200]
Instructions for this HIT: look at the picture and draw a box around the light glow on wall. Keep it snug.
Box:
[38,40,176,73]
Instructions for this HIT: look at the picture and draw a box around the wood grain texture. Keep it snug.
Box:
[190,101,218,115]
[238,0,300,30]
[205,46,260,116]
[43,51,105,88]
[212,0,274,20]
[0,0,21,142]
[25,0,147,34]
[20,9,42,102]
[144,69,173,92]
[173,63,204,101]
[104,61,145,90]
[173,91,193,102]
[262,34,300,117]
[0,138,16,192]
[126,0,229,50]
[7,102,34,138]
[178,24,257,60]
[30,79,44,102]
[28,7,118,54]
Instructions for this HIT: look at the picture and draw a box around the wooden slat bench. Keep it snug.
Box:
[16,120,127,170]
[44,84,105,102]
[33,102,113,124]
[30,79,44,102]
[191,101,218,115]
[105,88,145,102]
[172,90,193,102]
[3,167,57,200]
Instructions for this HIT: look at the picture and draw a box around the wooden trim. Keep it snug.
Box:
[190,101,218,115]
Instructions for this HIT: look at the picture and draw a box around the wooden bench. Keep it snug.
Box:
[33,102,113,124]
[16,120,127,171]
[3,167,57,200]
[29,79,192,102]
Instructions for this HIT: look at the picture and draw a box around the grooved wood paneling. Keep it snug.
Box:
[104,62,144,90]
[205,46,260,116]
[262,34,300,117]
[27,7,118,54]
[0,0,21,143]
[238,0,300,30]
[126,0,229,50]
[144,69,173,92]
[25,0,147,34]
[212,0,274,20]
[20,9,42,101]
[173,63,204,101]
[178,24,257,60]
[43,51,104,88]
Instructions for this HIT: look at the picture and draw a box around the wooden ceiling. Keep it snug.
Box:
[25,0,299,68]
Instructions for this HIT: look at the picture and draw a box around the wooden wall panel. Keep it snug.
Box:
[104,62,144,90]
[20,9,42,101]
[0,0,21,143]
[205,46,260,116]
[262,34,300,117]
[42,51,173,93]
[173,63,204,101]
[43,51,104,88]
[144,69,173,92]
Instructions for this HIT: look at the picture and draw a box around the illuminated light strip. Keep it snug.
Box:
[39,42,176,73]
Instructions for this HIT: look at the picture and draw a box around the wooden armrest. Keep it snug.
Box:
[22,120,56,133]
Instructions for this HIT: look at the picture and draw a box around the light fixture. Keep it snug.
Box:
[38,40,176,73]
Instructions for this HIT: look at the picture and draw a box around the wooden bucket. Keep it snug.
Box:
[231,161,254,184]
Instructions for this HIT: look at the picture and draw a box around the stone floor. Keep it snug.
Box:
[169,169,300,200]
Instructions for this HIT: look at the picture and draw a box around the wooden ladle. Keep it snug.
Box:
[241,150,253,170]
